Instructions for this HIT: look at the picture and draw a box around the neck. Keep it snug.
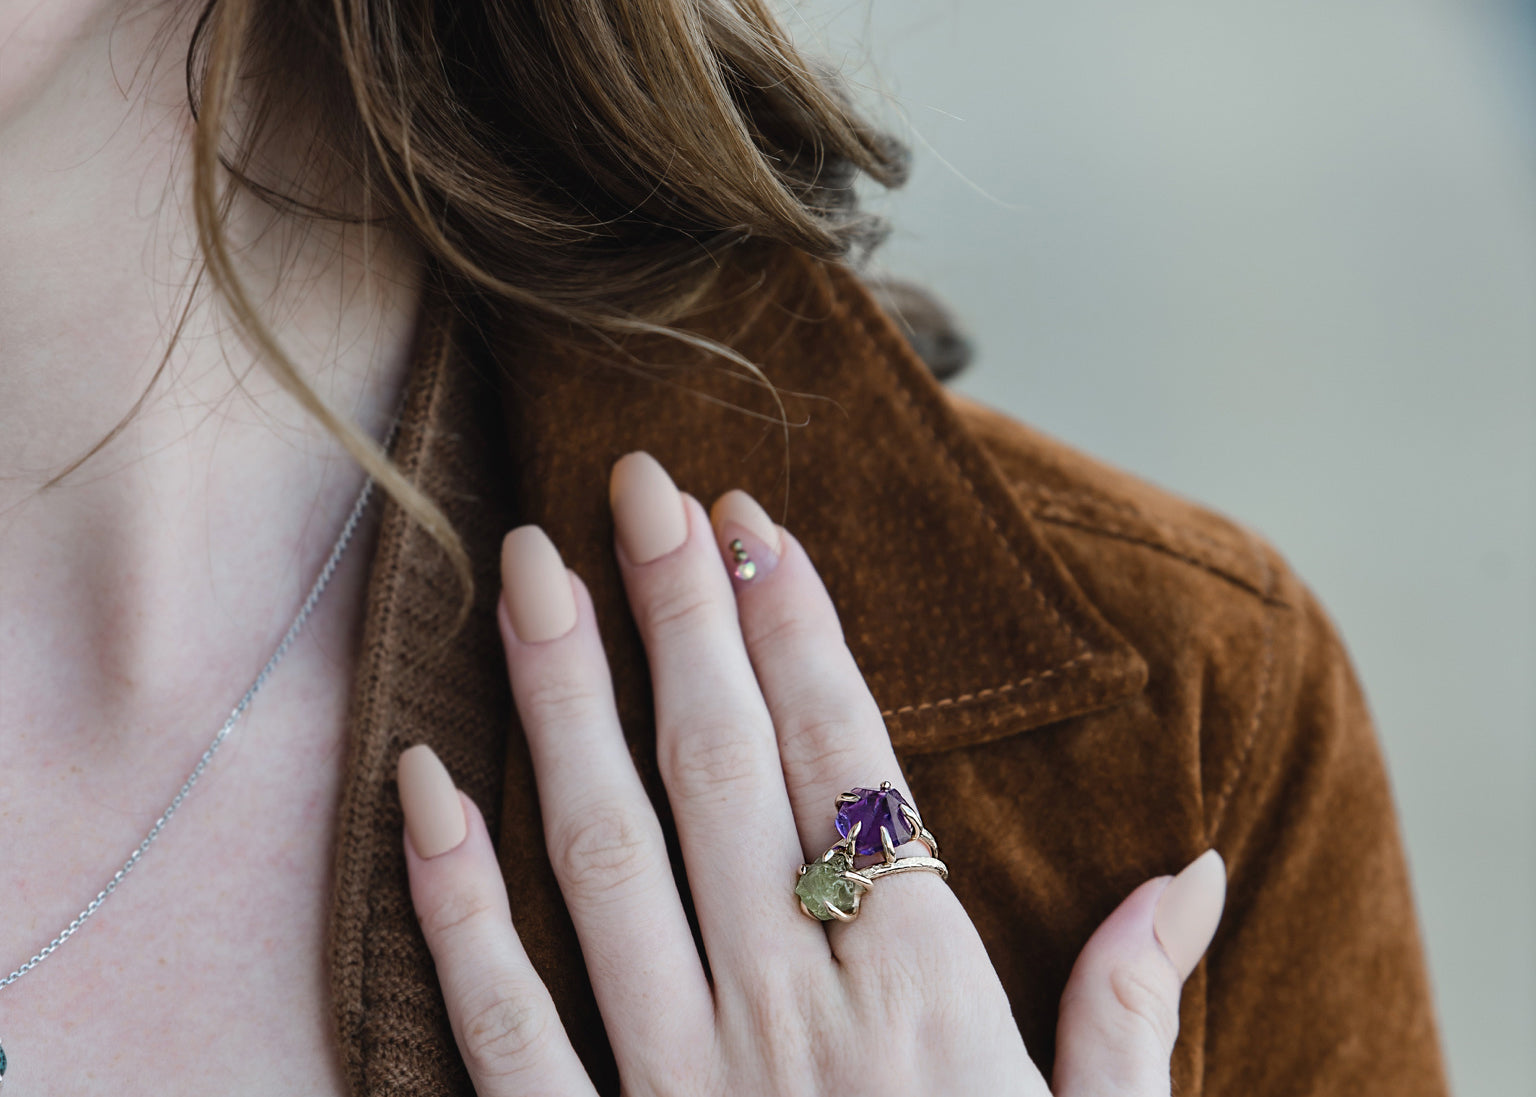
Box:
[0,3,423,764]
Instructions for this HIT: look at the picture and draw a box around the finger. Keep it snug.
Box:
[608,452,826,971]
[1053,850,1227,1097]
[708,490,910,850]
[496,526,714,1072]
[708,490,957,928]
[398,746,597,1097]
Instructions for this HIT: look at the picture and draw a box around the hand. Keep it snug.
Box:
[395,451,1226,1096]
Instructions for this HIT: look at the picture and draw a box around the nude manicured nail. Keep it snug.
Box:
[710,489,782,582]
[609,451,686,564]
[501,526,577,643]
[1153,848,1227,979]
[397,744,467,859]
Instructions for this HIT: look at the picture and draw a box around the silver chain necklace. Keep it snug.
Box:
[0,461,385,1089]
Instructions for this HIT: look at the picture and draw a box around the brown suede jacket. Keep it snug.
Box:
[328,248,1450,1095]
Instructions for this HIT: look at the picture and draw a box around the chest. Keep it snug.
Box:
[0,693,355,1096]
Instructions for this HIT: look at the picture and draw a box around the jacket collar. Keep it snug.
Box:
[493,247,1147,754]
[329,247,1146,1091]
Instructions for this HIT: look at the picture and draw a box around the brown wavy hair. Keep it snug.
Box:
[167,0,906,600]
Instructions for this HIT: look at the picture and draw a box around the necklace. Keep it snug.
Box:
[0,462,384,1089]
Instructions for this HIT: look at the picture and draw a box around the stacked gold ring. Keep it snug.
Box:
[794,782,949,923]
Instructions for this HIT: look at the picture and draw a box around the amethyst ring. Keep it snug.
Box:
[794,782,948,923]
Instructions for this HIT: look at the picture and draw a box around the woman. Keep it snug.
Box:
[0,0,1447,1093]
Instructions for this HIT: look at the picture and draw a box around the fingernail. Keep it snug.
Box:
[610,451,687,564]
[501,526,577,643]
[1153,848,1226,979]
[397,744,468,859]
[709,489,782,583]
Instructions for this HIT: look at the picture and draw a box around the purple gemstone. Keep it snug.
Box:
[835,786,916,856]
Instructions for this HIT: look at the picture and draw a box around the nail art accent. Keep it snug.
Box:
[729,538,757,581]
[709,489,782,583]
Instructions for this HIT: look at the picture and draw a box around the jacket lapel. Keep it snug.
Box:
[502,248,1147,754]
[329,248,1147,1093]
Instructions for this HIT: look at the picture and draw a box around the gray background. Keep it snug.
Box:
[805,2,1535,1094]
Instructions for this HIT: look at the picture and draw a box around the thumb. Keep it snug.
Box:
[1053,849,1227,1097]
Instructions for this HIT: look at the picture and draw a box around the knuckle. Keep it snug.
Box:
[519,672,607,731]
[662,722,764,801]
[417,884,501,946]
[745,603,825,651]
[777,708,869,786]
[548,804,656,904]
[1105,961,1182,1051]
[642,579,723,640]
[458,983,553,1080]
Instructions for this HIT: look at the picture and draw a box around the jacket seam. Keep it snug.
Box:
[1208,527,1281,843]
[878,652,1094,719]
[1193,528,1280,1097]
[1031,509,1285,605]
[1023,483,1248,566]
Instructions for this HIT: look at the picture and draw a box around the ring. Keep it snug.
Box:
[794,782,949,922]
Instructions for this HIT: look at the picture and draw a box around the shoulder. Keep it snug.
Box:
[942,388,1358,835]
[945,388,1291,607]
[927,397,1446,1096]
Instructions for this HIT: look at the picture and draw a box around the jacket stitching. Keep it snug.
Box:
[1022,483,1246,565]
[879,652,1094,718]
[1209,527,1280,841]
[1018,485,1263,594]
[1031,508,1279,603]
[957,400,1269,592]
[827,265,1091,660]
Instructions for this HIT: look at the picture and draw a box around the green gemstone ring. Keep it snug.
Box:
[794,782,948,923]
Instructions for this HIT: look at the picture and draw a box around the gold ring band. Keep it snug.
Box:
[794,782,950,922]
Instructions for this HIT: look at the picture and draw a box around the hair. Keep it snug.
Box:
[157,0,908,613]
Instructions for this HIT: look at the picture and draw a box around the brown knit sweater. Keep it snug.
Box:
[327,249,1449,1095]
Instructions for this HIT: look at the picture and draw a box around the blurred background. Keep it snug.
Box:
[799,2,1535,1094]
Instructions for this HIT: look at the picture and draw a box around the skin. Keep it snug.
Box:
[1,1,1217,1092]
[1,1,410,1090]
[401,455,1217,1097]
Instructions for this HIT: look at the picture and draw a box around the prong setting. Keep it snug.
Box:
[796,781,948,922]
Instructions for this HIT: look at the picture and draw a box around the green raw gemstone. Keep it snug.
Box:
[1,1039,7,1076]
[795,852,858,921]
